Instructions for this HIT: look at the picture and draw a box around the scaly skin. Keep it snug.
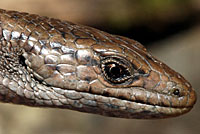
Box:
[0,9,196,119]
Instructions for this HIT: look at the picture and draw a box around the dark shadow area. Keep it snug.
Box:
[93,11,200,46]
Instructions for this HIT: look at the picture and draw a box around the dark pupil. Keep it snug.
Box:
[109,64,121,78]
[104,62,130,81]
[173,89,180,96]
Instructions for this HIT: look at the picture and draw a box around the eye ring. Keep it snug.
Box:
[101,57,132,84]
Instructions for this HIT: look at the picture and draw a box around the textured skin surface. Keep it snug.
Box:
[0,9,196,119]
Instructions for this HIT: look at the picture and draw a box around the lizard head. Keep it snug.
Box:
[91,34,197,119]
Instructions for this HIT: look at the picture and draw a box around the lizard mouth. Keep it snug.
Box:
[100,87,196,108]
[50,85,195,119]
[55,86,195,119]
[82,86,196,119]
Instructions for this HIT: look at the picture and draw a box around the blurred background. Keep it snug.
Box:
[0,0,200,134]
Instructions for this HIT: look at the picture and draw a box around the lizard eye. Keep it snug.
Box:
[172,88,181,97]
[101,57,132,84]
[173,89,180,96]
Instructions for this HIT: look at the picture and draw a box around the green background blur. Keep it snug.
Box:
[0,0,200,134]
